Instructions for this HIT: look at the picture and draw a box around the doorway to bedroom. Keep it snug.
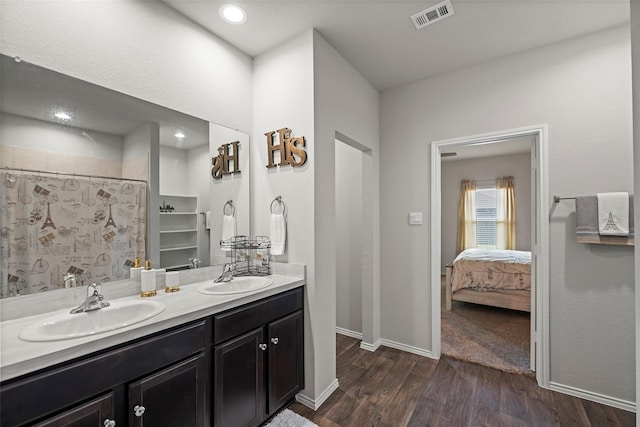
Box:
[430,125,550,387]
[440,139,533,375]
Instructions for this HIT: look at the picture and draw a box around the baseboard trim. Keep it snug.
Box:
[549,382,636,413]
[360,338,381,352]
[296,378,340,410]
[379,339,437,359]
[336,327,363,340]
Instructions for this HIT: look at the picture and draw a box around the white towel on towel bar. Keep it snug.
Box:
[597,192,629,236]
[205,211,211,230]
[270,213,286,256]
[221,214,236,251]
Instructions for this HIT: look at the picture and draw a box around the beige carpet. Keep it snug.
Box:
[441,281,533,376]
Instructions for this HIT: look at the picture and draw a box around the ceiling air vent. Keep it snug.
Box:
[411,0,454,30]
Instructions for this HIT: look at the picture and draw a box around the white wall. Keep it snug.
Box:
[1,113,123,160]
[253,29,380,405]
[187,144,212,267]
[441,152,532,271]
[0,113,125,177]
[0,0,253,133]
[124,123,159,264]
[380,25,634,404]
[253,30,317,399]
[209,124,251,265]
[159,145,189,196]
[335,141,363,334]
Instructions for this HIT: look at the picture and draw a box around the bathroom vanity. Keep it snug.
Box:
[0,275,304,427]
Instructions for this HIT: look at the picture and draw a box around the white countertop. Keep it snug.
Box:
[1,274,304,382]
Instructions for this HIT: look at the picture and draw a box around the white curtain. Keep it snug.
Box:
[0,172,147,298]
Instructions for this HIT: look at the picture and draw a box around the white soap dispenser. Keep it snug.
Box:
[140,260,157,297]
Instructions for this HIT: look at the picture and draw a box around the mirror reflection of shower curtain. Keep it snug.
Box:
[0,172,147,298]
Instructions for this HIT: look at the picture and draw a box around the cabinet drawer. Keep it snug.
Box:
[214,287,303,345]
[1,319,208,426]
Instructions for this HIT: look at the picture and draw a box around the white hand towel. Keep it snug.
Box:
[221,214,236,251]
[270,213,286,256]
[205,211,211,230]
[597,192,629,236]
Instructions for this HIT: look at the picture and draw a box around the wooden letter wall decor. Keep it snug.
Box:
[265,127,307,168]
[211,141,241,180]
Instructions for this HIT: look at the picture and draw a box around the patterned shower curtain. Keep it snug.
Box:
[0,172,147,298]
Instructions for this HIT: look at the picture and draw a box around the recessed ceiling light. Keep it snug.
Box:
[175,131,185,138]
[219,4,247,24]
[55,112,71,120]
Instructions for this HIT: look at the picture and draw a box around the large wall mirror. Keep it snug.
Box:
[0,54,250,298]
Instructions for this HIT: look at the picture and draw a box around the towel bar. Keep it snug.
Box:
[553,196,576,203]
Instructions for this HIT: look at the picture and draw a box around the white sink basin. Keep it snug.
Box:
[198,276,273,295]
[19,300,166,342]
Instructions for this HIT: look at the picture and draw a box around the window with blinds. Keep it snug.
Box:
[475,186,497,249]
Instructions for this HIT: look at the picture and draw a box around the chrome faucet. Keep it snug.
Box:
[214,263,235,283]
[188,257,201,269]
[70,283,110,314]
[63,273,77,288]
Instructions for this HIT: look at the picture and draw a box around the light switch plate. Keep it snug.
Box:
[409,212,423,225]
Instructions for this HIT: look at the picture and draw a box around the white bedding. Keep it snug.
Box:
[453,248,531,265]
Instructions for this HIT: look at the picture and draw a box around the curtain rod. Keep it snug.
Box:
[462,178,497,184]
[2,166,148,183]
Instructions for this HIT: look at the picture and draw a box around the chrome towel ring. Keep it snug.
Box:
[270,196,286,215]
[223,200,235,216]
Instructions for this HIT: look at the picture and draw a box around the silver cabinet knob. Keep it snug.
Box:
[134,405,145,417]
[259,343,267,351]
[104,420,116,427]
[271,337,279,345]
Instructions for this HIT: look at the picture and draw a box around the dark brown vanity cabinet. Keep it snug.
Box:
[0,320,209,427]
[213,288,304,427]
[0,286,304,427]
[31,393,116,427]
[266,311,304,413]
[128,353,207,427]
[214,328,265,427]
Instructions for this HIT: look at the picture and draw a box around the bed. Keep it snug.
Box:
[445,248,531,312]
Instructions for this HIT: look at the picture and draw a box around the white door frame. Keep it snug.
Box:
[430,124,550,387]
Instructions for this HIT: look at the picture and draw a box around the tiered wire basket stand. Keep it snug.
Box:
[220,235,271,276]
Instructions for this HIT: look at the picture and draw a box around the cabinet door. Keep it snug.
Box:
[32,393,115,427]
[267,310,304,414]
[214,328,265,427]
[128,354,207,427]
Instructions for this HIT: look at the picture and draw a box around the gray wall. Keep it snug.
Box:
[441,152,532,271]
[631,0,640,421]
[336,141,363,334]
[380,25,634,404]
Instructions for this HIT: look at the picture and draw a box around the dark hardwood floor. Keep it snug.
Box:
[288,334,635,427]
